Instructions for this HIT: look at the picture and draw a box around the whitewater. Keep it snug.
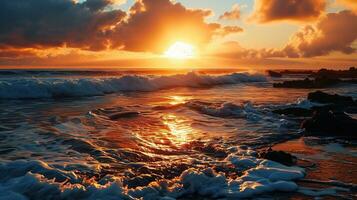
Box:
[0,70,356,199]
[0,72,265,99]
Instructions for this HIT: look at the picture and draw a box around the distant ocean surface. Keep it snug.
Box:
[0,69,356,199]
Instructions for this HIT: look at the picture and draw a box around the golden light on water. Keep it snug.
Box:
[169,95,189,105]
[162,114,190,145]
[164,42,195,59]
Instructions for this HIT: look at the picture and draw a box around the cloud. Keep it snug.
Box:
[0,0,236,54]
[0,0,126,50]
[219,10,357,59]
[0,49,37,59]
[283,10,357,57]
[109,0,225,52]
[217,10,357,60]
[250,0,326,23]
[214,26,244,37]
[219,4,241,20]
[336,0,357,12]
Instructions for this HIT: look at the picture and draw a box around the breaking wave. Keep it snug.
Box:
[0,146,305,200]
[0,72,266,99]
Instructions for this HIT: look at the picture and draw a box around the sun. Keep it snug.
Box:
[164,42,195,59]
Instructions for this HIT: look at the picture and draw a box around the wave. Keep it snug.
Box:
[186,101,263,120]
[0,72,266,99]
[0,146,305,200]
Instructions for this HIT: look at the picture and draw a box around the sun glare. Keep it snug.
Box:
[164,42,195,59]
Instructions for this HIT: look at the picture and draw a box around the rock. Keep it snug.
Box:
[267,70,282,78]
[273,107,313,117]
[280,70,313,75]
[258,148,297,166]
[311,67,357,79]
[273,77,341,88]
[109,111,140,120]
[124,174,157,188]
[194,143,228,158]
[301,110,357,138]
[308,91,355,105]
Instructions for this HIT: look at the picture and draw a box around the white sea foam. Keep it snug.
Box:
[0,146,306,200]
[287,97,325,109]
[186,101,264,120]
[186,100,297,133]
[0,72,266,99]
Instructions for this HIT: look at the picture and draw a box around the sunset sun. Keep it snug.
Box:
[164,42,195,59]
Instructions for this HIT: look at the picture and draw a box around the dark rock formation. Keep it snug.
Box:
[273,107,313,117]
[301,110,357,138]
[280,70,313,75]
[273,67,357,88]
[267,70,282,78]
[258,148,297,166]
[311,67,357,79]
[273,91,357,138]
[273,77,341,88]
[308,91,355,105]
[109,111,140,120]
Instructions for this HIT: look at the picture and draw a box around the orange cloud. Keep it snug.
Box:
[0,0,238,55]
[251,0,326,23]
[214,26,244,37]
[284,10,357,57]
[337,0,357,12]
[109,0,221,52]
[219,4,241,20]
[212,10,357,60]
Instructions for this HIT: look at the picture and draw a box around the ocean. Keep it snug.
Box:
[0,69,356,199]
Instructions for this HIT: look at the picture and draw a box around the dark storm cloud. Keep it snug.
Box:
[0,0,126,50]
[251,0,326,23]
[83,0,112,11]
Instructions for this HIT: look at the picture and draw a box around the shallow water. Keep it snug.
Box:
[0,70,356,199]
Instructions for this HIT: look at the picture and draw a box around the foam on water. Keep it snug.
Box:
[1,70,355,199]
[186,101,263,120]
[185,100,297,134]
[0,72,266,99]
[0,147,305,200]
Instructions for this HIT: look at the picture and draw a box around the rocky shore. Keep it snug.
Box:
[270,67,357,88]
[262,83,357,198]
[274,91,357,138]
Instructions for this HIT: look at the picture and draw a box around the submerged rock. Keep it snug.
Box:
[301,110,357,138]
[273,107,313,117]
[267,70,282,78]
[308,91,355,105]
[273,77,341,88]
[258,148,297,166]
[194,143,229,158]
[90,107,140,120]
[274,91,357,117]
[108,111,140,120]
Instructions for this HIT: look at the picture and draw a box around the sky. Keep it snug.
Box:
[0,0,356,69]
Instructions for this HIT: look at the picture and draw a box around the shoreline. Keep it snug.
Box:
[270,137,357,199]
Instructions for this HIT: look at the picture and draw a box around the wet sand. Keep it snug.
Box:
[272,137,357,199]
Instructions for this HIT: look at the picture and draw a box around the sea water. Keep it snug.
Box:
[0,69,356,199]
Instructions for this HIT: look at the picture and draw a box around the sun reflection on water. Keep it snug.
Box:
[168,95,190,105]
[162,114,191,146]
